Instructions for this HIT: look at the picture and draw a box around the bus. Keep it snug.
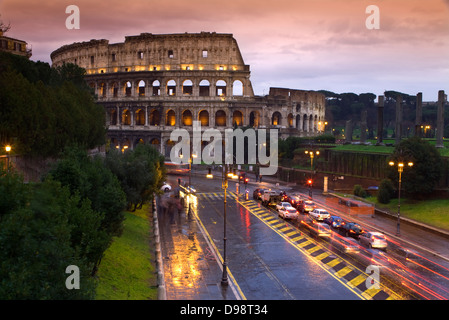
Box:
[165,161,190,175]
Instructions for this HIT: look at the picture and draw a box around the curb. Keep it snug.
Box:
[153,196,166,300]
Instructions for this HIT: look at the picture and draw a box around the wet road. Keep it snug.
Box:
[161,172,449,300]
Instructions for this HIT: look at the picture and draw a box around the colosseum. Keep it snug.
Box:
[51,32,325,157]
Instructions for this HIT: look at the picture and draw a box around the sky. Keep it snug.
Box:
[1,0,448,101]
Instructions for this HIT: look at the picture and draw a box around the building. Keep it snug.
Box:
[0,30,32,58]
[51,32,325,157]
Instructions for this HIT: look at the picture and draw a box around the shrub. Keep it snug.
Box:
[377,179,395,204]
[353,184,367,198]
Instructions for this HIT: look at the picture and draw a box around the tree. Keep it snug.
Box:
[105,143,166,211]
[47,147,126,274]
[0,174,96,299]
[389,137,442,196]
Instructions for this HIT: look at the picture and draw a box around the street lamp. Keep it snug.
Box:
[305,150,320,198]
[207,164,229,285]
[221,164,229,286]
[5,145,11,172]
[389,160,414,236]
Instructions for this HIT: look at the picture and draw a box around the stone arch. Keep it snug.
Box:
[110,109,117,125]
[152,80,161,96]
[138,80,146,96]
[215,110,227,126]
[149,109,161,126]
[182,109,193,126]
[182,79,193,95]
[99,82,106,98]
[165,109,175,126]
[110,82,119,97]
[199,80,210,96]
[303,114,308,132]
[124,81,132,97]
[272,111,282,126]
[287,113,294,128]
[296,114,301,130]
[309,114,314,132]
[249,111,260,127]
[232,110,243,126]
[216,80,227,96]
[122,109,131,125]
[135,109,145,125]
[166,80,176,96]
[232,80,243,96]
[198,110,209,127]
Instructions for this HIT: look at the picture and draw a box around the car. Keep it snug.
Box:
[253,188,262,200]
[324,215,344,229]
[261,189,281,207]
[332,235,360,254]
[310,222,332,238]
[359,232,388,251]
[276,201,293,211]
[300,216,331,238]
[309,208,331,221]
[302,200,316,213]
[278,205,299,220]
[161,182,172,192]
[341,222,364,239]
[286,194,304,209]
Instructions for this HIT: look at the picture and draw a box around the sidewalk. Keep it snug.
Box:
[154,193,240,300]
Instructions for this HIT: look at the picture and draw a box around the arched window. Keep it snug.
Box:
[125,81,132,97]
[272,112,282,126]
[166,109,175,126]
[138,80,146,96]
[232,80,243,96]
[110,109,117,125]
[249,111,260,127]
[152,80,161,96]
[135,109,145,125]
[215,110,227,126]
[199,80,210,96]
[167,80,176,96]
[182,110,193,126]
[149,109,161,126]
[198,110,209,127]
[216,80,227,96]
[287,113,294,128]
[182,80,193,95]
[233,110,243,126]
[122,109,131,125]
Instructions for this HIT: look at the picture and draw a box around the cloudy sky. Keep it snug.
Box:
[1,0,448,101]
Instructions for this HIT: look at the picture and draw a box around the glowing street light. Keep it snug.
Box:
[389,160,414,236]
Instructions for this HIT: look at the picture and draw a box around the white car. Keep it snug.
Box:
[359,231,388,251]
[276,202,298,219]
[276,201,293,212]
[310,208,331,221]
[161,182,172,192]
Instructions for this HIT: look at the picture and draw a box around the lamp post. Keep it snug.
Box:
[221,164,229,286]
[305,149,320,198]
[5,145,11,172]
[206,164,229,285]
[389,161,414,236]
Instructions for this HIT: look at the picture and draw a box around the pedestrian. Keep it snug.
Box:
[259,174,262,183]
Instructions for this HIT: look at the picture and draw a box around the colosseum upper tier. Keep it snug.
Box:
[51,32,325,157]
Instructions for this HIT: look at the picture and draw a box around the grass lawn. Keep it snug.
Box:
[95,204,158,300]
[367,196,449,231]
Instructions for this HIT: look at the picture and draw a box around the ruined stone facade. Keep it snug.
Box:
[51,32,325,156]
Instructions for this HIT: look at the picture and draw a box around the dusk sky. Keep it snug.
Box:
[1,0,448,101]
